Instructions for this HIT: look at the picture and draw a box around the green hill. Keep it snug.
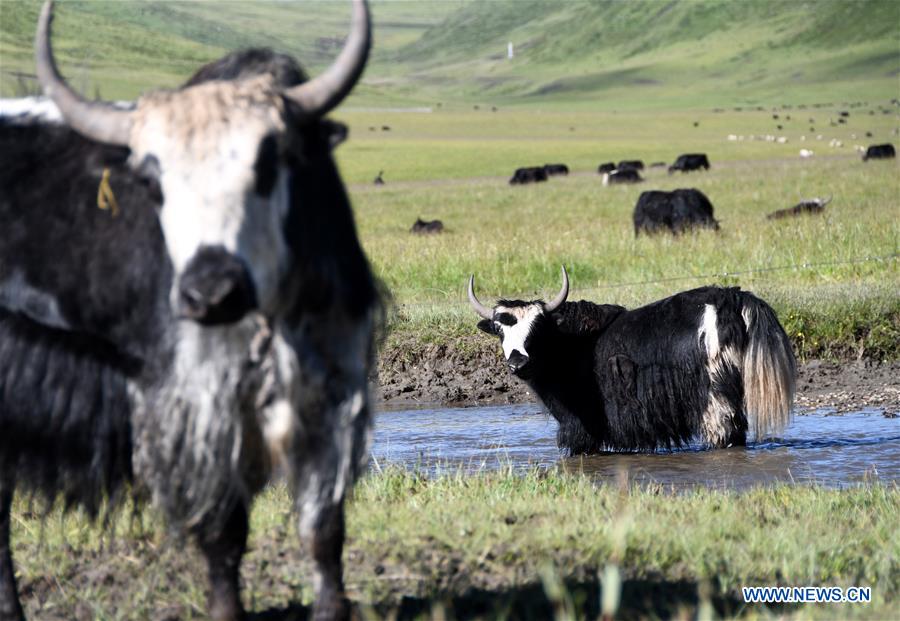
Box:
[384,0,900,108]
[1,0,898,108]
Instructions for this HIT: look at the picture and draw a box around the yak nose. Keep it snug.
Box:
[179,246,257,325]
[507,350,529,373]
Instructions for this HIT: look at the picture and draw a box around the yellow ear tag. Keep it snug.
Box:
[97,167,120,217]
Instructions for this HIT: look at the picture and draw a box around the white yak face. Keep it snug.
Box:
[494,304,543,360]
[129,75,293,318]
[477,302,545,376]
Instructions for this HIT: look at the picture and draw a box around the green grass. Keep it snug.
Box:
[332,106,900,360]
[2,0,898,107]
[10,472,900,618]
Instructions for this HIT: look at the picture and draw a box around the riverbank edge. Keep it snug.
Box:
[376,334,900,413]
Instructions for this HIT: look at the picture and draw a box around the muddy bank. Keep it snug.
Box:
[376,335,900,414]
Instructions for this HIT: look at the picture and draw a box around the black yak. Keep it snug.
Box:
[601,169,643,185]
[0,1,380,619]
[543,163,569,176]
[410,218,444,234]
[633,188,719,235]
[597,162,616,174]
[469,267,796,454]
[617,159,644,171]
[668,153,710,174]
[509,166,548,185]
[767,195,832,220]
[862,143,895,161]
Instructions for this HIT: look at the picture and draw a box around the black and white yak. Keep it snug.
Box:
[468,268,796,455]
[0,1,380,620]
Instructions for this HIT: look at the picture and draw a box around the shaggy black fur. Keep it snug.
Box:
[633,188,720,236]
[0,119,170,513]
[0,44,379,529]
[479,288,765,454]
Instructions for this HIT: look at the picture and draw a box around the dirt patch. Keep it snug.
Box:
[377,334,900,414]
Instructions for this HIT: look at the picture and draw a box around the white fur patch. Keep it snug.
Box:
[496,304,542,360]
[698,304,719,358]
[129,75,293,314]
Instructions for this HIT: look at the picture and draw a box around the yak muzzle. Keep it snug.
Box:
[179,246,257,325]
[507,350,530,377]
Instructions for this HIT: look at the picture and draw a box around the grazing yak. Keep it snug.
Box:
[410,218,444,234]
[862,143,895,161]
[0,2,380,620]
[668,153,710,174]
[509,166,548,185]
[601,169,643,185]
[468,268,796,454]
[617,159,644,171]
[597,162,616,174]
[633,188,720,235]
[543,163,569,176]
[767,195,831,220]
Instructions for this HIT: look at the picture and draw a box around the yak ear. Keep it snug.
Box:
[477,319,499,335]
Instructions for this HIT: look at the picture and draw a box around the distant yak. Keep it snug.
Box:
[410,218,444,234]
[767,195,831,220]
[602,169,643,186]
[597,162,616,174]
[668,153,710,174]
[510,166,548,185]
[862,143,895,161]
[617,159,644,171]
[543,163,569,176]
[633,188,719,235]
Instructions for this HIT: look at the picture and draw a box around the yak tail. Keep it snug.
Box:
[740,293,797,439]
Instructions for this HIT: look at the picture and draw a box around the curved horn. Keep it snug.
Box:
[283,0,371,119]
[468,275,493,320]
[544,266,569,313]
[821,193,833,206]
[35,1,133,146]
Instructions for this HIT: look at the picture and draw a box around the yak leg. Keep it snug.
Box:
[289,313,374,621]
[302,502,348,621]
[0,482,24,621]
[197,502,249,621]
[701,373,747,448]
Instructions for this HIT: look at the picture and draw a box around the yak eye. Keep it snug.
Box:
[254,133,280,197]
[136,154,163,205]
[496,313,517,327]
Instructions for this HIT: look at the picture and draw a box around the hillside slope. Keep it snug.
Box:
[1,0,898,108]
[386,0,900,107]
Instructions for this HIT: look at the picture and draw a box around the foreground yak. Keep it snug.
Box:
[469,268,795,454]
[0,1,379,620]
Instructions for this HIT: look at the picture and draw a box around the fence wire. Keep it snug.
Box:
[393,251,899,311]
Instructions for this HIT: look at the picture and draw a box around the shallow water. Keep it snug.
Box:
[372,404,900,488]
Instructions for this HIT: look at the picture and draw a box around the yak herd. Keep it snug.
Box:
[502,139,893,235]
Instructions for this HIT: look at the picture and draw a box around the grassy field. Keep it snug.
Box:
[333,104,900,361]
[10,471,899,619]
